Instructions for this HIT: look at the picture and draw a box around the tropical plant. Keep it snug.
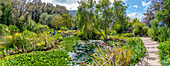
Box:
[90,37,145,66]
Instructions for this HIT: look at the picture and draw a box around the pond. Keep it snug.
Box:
[68,40,126,65]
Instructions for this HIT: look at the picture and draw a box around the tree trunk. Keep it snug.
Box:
[105,26,107,40]
[93,20,106,40]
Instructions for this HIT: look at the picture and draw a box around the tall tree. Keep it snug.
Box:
[77,0,127,40]
[0,0,12,25]
[143,0,165,27]
[112,0,127,33]
[76,0,92,39]
[155,0,170,27]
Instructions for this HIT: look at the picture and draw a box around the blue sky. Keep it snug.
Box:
[126,0,152,21]
[41,0,152,21]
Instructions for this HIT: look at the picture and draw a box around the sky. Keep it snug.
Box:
[41,0,153,21]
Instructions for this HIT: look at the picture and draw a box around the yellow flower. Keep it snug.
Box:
[40,41,45,45]
[36,43,42,46]
[65,58,67,60]
[9,36,12,39]
[14,33,21,36]
[0,46,5,49]
[6,36,12,39]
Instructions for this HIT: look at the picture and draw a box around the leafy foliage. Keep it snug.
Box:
[132,20,149,36]
[9,25,19,35]
[0,31,54,57]
[148,20,169,42]
[0,24,10,36]
[121,33,133,37]
[0,49,70,66]
[90,37,145,66]
[33,24,49,33]
[77,0,127,40]
[155,0,170,27]
[158,40,170,65]
[143,0,164,26]
[60,36,80,52]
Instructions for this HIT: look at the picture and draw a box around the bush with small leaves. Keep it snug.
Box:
[0,24,10,36]
[9,25,20,35]
[33,23,49,33]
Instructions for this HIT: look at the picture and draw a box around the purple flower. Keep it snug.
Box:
[19,48,22,52]
[83,62,87,65]
[15,47,18,51]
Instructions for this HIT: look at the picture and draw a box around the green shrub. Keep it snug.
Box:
[108,35,120,39]
[52,34,63,40]
[148,20,169,42]
[126,37,146,65]
[9,25,20,35]
[60,27,68,31]
[0,32,54,57]
[22,30,37,38]
[158,41,170,65]
[132,22,148,36]
[0,24,10,36]
[26,20,37,31]
[121,33,133,37]
[33,23,49,33]
[0,49,70,66]
[110,30,117,35]
[147,20,159,40]
[77,30,101,40]
[112,24,122,33]
[157,26,169,42]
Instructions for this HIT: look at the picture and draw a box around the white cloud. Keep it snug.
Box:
[127,12,136,17]
[127,12,144,21]
[41,0,127,10]
[56,3,79,10]
[141,1,151,10]
[41,0,53,3]
[133,5,138,8]
[141,1,151,7]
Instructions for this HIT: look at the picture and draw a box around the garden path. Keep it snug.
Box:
[135,37,161,66]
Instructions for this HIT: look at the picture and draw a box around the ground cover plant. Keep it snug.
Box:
[0,49,70,66]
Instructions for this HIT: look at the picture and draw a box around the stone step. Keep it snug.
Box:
[135,37,162,66]
[144,45,159,48]
[148,51,158,54]
[148,53,159,58]
[144,43,158,45]
[147,48,159,51]
[146,47,157,49]
[147,57,160,60]
[147,60,161,66]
